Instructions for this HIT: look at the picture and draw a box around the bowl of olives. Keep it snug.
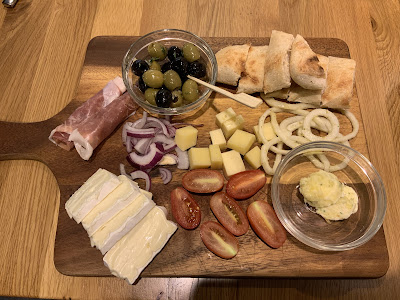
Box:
[122,29,218,115]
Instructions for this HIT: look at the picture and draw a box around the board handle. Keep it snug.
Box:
[0,120,51,162]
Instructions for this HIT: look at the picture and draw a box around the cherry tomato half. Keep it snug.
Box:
[210,192,249,236]
[200,221,239,259]
[170,187,201,229]
[182,169,224,194]
[247,200,287,248]
[226,170,266,200]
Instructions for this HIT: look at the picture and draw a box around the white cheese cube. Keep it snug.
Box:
[209,128,227,150]
[244,146,262,169]
[253,122,277,143]
[209,144,223,169]
[221,115,244,139]
[175,126,198,151]
[188,147,211,169]
[227,129,256,155]
[221,150,246,178]
[215,107,236,128]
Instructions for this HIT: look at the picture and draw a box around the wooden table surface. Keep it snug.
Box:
[0,1,399,299]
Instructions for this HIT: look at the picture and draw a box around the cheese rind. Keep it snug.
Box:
[90,192,155,254]
[103,206,177,284]
[221,150,246,178]
[82,175,141,236]
[65,169,121,223]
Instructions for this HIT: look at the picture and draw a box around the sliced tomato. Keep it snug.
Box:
[182,169,224,193]
[210,192,249,236]
[247,200,287,248]
[226,170,266,200]
[170,187,201,230]
[200,221,239,259]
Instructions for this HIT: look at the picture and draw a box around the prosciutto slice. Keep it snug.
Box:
[49,77,138,160]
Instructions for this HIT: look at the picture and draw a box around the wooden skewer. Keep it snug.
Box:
[187,75,263,108]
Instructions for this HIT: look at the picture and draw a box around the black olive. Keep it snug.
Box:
[187,61,206,78]
[138,77,147,93]
[167,46,183,61]
[155,88,173,108]
[171,57,188,79]
[132,59,149,76]
[161,61,173,73]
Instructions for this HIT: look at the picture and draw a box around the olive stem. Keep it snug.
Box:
[187,75,263,108]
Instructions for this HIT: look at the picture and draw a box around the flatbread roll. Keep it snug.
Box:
[290,35,328,90]
[288,82,322,106]
[321,56,356,109]
[216,44,251,86]
[263,30,294,94]
[261,88,290,100]
[237,45,269,94]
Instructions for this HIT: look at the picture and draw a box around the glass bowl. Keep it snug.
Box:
[122,29,217,115]
[271,141,387,251]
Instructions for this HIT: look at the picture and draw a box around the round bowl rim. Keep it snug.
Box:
[271,141,387,251]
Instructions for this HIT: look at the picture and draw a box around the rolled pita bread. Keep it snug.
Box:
[216,44,251,86]
[263,30,294,94]
[237,45,269,94]
[287,82,322,106]
[290,35,328,90]
[321,56,356,109]
[261,88,290,100]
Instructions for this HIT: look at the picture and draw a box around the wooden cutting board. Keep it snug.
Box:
[0,36,389,278]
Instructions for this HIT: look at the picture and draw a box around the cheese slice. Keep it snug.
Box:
[65,169,121,223]
[90,191,155,254]
[103,206,177,284]
[82,175,141,236]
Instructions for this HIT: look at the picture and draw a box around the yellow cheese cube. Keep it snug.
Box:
[216,107,236,128]
[244,146,262,169]
[221,150,245,178]
[188,148,211,169]
[227,130,256,155]
[209,144,223,169]
[221,115,244,139]
[253,122,277,143]
[175,126,198,151]
[209,128,227,151]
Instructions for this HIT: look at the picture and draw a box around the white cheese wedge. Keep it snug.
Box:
[65,169,121,223]
[90,191,155,254]
[82,175,142,236]
[103,206,177,284]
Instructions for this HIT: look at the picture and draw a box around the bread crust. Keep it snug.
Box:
[216,44,251,86]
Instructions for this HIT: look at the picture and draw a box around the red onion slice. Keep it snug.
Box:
[130,170,151,191]
[159,167,172,184]
[176,148,189,169]
[134,137,153,154]
[127,143,164,170]
[126,127,159,138]
[120,163,128,177]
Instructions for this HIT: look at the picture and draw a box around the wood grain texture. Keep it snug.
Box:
[0,0,400,299]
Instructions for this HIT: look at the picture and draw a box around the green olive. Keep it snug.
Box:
[182,43,201,62]
[171,90,184,107]
[144,88,159,106]
[163,70,182,91]
[148,42,167,60]
[142,70,164,88]
[182,79,199,103]
[149,60,161,71]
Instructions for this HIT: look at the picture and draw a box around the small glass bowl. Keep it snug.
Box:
[271,141,387,251]
[122,29,217,115]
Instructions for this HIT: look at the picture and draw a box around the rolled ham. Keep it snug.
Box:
[49,77,138,160]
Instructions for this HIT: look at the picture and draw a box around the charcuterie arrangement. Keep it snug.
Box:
[51,29,366,284]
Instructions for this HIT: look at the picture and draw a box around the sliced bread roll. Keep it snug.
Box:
[321,56,356,109]
[263,30,294,94]
[261,88,290,100]
[215,44,251,86]
[290,35,328,90]
[237,45,269,94]
[288,82,323,106]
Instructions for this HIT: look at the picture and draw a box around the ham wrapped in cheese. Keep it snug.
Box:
[49,77,138,160]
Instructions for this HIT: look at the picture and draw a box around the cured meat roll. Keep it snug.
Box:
[49,77,138,160]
